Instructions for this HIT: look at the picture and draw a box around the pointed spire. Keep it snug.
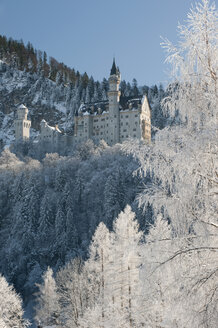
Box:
[110,58,118,75]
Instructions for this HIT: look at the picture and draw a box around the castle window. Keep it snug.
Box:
[133,128,136,131]
[126,115,129,118]
[135,114,138,117]
[121,135,124,138]
[123,129,127,132]
[100,132,103,135]
[114,115,116,118]
[107,124,108,127]
[133,134,136,137]
[135,122,138,125]
[121,122,123,126]
[126,135,129,137]
[94,119,98,122]
[101,118,105,121]
[85,129,87,132]
[126,122,128,125]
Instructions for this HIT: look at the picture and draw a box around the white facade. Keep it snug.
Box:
[14,61,151,148]
[14,104,31,140]
[74,60,151,146]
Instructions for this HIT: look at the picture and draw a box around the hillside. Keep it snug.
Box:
[0,36,167,149]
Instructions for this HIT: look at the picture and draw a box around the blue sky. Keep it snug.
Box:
[0,0,194,86]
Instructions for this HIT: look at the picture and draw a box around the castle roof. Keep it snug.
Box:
[75,95,143,117]
[18,104,27,109]
[110,58,120,76]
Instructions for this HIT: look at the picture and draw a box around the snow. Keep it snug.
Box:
[18,104,27,109]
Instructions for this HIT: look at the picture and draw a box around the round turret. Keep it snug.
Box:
[17,104,28,120]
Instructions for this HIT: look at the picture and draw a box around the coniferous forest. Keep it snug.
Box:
[0,0,217,327]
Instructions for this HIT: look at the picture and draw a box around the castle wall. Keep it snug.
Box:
[33,61,151,148]
[120,109,141,142]
[140,96,151,142]
[15,119,31,139]
[14,105,31,140]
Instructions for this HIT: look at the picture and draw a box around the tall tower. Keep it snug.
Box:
[108,58,121,145]
[14,104,31,140]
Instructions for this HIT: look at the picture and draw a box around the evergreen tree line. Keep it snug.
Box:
[34,203,217,328]
[0,143,152,301]
[0,34,166,117]
[0,34,88,87]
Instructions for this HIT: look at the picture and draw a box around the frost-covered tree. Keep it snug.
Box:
[111,205,143,327]
[85,222,112,323]
[0,274,29,328]
[34,267,60,327]
[56,258,89,328]
[161,0,218,127]
[122,1,218,326]
[81,206,143,328]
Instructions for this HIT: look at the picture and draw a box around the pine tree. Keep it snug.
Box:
[111,205,143,327]
[35,267,60,327]
[0,274,29,328]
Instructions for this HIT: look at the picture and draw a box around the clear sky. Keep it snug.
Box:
[0,0,195,86]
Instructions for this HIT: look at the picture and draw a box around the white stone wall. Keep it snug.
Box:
[120,110,141,142]
[140,96,151,142]
[15,119,31,140]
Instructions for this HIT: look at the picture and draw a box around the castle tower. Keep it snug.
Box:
[108,58,121,145]
[14,104,31,140]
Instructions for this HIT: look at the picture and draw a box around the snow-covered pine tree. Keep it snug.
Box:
[34,267,60,327]
[0,274,29,328]
[111,205,143,327]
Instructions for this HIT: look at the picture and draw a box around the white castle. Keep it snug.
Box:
[14,60,151,148]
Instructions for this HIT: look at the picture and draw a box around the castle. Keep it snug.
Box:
[14,60,151,148]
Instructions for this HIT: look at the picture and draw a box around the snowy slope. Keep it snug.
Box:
[0,61,72,147]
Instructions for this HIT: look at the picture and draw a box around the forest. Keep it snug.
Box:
[0,0,217,327]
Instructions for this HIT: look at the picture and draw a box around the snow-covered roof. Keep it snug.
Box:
[18,104,27,109]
